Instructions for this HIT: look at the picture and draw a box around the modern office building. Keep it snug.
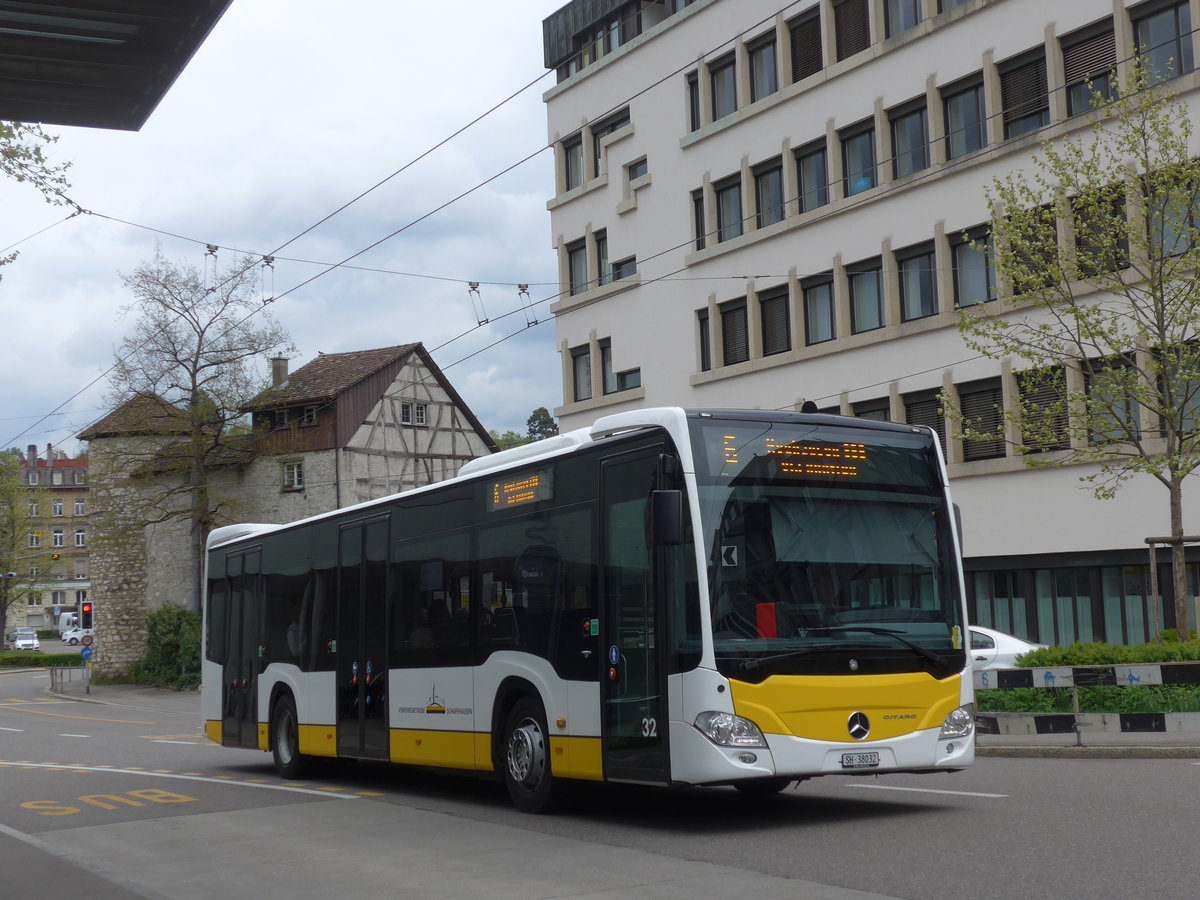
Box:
[541,0,1200,645]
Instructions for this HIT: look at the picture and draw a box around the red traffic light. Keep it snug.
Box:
[81,602,93,629]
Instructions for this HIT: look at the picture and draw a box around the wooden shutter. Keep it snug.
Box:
[834,0,870,61]
[789,12,822,82]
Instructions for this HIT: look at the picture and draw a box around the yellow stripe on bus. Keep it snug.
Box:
[731,672,962,742]
[298,724,339,758]
[390,728,479,770]
[203,720,222,745]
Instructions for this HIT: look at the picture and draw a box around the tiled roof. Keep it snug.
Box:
[254,344,419,406]
[77,392,191,440]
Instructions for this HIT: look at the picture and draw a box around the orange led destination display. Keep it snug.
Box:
[722,434,868,478]
[488,468,553,511]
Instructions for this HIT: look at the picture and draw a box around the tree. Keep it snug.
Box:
[950,70,1200,640]
[1,121,71,279]
[104,249,293,612]
[527,407,559,442]
[488,428,529,450]
[0,451,56,638]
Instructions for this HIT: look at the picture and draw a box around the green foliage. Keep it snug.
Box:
[526,407,559,441]
[0,651,81,668]
[488,428,529,450]
[979,684,1200,714]
[137,604,201,690]
[1017,639,1200,667]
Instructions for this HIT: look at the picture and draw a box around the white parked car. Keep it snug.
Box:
[6,631,40,651]
[969,626,1047,671]
[60,627,94,645]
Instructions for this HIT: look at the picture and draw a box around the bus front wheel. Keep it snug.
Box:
[502,697,563,813]
[271,694,313,779]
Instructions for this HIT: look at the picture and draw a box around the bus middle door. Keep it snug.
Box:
[335,515,390,759]
[221,548,261,749]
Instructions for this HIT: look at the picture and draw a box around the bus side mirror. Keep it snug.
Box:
[652,490,683,546]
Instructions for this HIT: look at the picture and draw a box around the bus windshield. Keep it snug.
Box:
[689,415,966,681]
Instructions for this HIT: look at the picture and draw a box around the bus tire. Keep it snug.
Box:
[734,777,793,796]
[502,696,563,814]
[271,694,313,779]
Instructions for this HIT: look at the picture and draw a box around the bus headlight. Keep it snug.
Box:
[694,711,768,748]
[939,703,975,739]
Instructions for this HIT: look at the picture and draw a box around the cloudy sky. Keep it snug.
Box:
[0,0,568,455]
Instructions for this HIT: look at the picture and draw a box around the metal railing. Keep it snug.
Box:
[48,663,90,694]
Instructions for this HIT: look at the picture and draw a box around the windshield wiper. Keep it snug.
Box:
[804,625,954,674]
[736,643,840,674]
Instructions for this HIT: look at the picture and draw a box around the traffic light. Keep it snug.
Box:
[80,601,93,629]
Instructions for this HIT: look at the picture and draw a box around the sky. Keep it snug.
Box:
[0,0,569,456]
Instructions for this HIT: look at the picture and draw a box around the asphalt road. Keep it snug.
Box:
[1,668,1197,900]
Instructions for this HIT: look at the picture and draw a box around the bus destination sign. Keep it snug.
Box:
[722,434,868,479]
[488,468,553,511]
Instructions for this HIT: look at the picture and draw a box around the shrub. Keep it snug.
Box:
[137,605,201,690]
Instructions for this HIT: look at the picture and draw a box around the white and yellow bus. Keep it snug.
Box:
[202,407,974,812]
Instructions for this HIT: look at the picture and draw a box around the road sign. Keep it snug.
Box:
[81,634,93,647]
[80,647,92,660]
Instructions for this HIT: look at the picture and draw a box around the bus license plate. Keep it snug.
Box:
[841,751,880,769]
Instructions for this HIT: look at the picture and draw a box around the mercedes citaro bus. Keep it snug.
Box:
[202,407,974,812]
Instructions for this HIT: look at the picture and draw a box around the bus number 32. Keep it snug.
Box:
[641,717,657,738]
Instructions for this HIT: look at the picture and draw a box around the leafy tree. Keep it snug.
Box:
[0,452,56,638]
[1,121,71,280]
[526,407,559,442]
[949,70,1200,639]
[488,428,529,450]
[104,249,293,612]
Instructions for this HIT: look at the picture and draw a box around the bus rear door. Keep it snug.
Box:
[222,548,260,748]
[335,515,390,759]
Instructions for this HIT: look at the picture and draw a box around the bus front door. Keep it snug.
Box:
[222,548,260,749]
[335,516,390,759]
[600,448,670,785]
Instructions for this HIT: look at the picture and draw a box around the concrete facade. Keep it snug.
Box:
[541,0,1200,646]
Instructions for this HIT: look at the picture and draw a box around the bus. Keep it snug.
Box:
[201,407,974,812]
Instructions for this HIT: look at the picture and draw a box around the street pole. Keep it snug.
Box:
[1144,536,1200,641]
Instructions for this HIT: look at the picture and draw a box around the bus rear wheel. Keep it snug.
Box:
[502,697,563,813]
[271,694,313,779]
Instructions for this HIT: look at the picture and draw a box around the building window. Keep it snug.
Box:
[1074,185,1129,276]
[759,286,791,356]
[571,345,592,401]
[27,593,43,607]
[715,175,743,242]
[74,498,84,516]
[626,157,648,184]
[720,299,749,365]
[692,189,706,251]
[749,35,778,102]
[28,500,38,516]
[1086,355,1139,444]
[890,100,929,179]
[958,378,1006,461]
[999,50,1049,138]
[1147,172,1200,257]
[1019,367,1070,452]
[567,239,588,295]
[803,276,835,344]
[686,71,701,132]
[52,470,63,485]
[1134,0,1194,84]
[952,225,996,306]
[904,389,946,448]
[29,533,40,548]
[282,460,304,491]
[591,108,630,178]
[74,470,84,484]
[595,230,611,285]
[563,135,584,190]
[599,340,641,394]
[400,402,428,425]
[74,529,86,547]
[1062,21,1116,116]
[885,0,922,37]
[301,406,317,426]
[854,398,890,420]
[710,54,737,120]
[788,10,822,83]
[52,529,64,547]
[611,256,637,280]
[833,0,871,61]
[943,75,986,159]
[841,122,876,196]
[27,471,38,485]
[754,159,785,227]
[795,140,829,212]
[415,403,427,426]
[698,310,712,371]
[52,498,63,517]
[897,243,937,320]
[848,260,884,333]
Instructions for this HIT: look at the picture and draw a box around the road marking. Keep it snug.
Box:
[0,727,23,732]
[0,703,152,725]
[150,739,207,745]
[57,734,89,738]
[0,761,364,799]
[844,783,1009,799]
